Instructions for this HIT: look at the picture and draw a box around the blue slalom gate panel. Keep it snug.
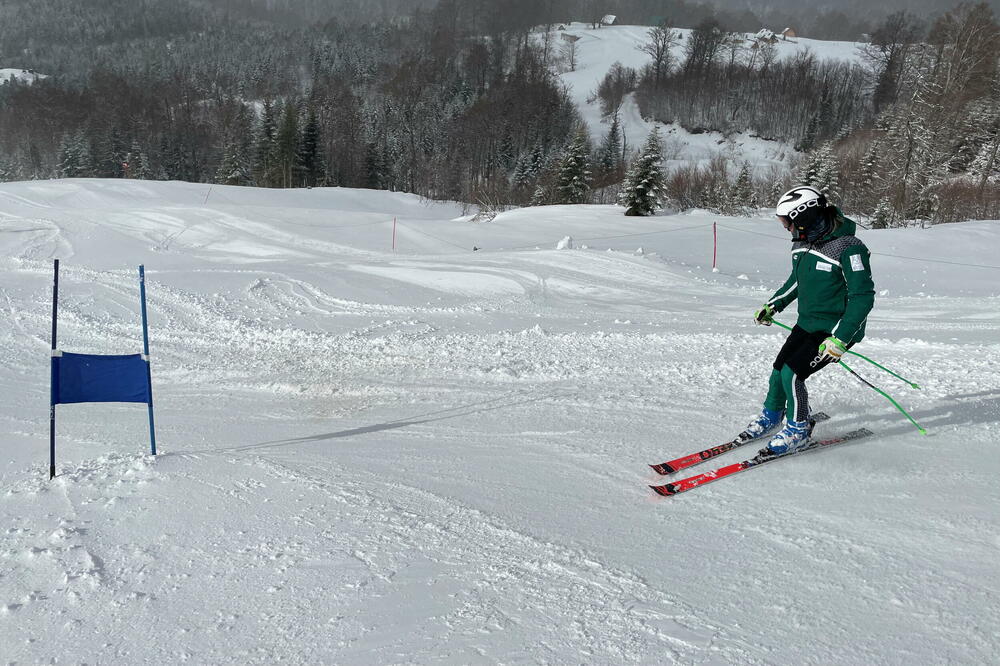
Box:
[48,260,158,478]
[52,352,151,405]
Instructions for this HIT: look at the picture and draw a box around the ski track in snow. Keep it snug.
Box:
[2,180,999,664]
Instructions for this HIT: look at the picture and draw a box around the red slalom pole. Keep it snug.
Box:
[712,222,718,271]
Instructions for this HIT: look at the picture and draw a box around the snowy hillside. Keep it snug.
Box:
[1,179,999,663]
[551,23,865,169]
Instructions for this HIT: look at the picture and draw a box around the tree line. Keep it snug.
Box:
[615,3,1000,223]
[1,1,998,223]
[0,2,584,209]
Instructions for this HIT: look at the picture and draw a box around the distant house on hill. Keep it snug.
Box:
[781,27,797,40]
[753,29,779,45]
[0,68,46,85]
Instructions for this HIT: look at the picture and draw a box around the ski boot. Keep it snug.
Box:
[742,408,785,440]
[759,417,816,456]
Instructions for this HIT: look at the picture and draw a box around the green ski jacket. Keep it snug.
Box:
[766,211,875,345]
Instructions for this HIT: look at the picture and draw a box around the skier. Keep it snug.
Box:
[746,185,875,456]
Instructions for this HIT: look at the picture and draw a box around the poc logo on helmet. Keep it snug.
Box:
[787,198,820,220]
[776,186,825,220]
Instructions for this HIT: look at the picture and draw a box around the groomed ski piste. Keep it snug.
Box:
[1,178,999,664]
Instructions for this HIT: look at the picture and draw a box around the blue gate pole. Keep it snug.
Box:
[50,259,59,479]
[139,265,157,455]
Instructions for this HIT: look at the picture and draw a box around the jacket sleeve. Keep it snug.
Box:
[833,245,875,343]
[767,270,798,312]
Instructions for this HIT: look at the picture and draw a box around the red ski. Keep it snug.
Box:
[649,412,829,475]
[650,427,874,496]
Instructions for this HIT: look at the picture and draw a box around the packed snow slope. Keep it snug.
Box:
[2,179,999,664]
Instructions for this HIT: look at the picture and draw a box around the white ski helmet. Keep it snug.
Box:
[775,185,831,241]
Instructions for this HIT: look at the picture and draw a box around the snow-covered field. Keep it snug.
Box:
[1,179,999,663]
[551,23,865,171]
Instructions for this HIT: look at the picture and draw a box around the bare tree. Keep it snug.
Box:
[862,11,925,113]
[596,62,638,116]
[683,17,726,75]
[723,32,744,68]
[638,23,680,89]
[925,2,1000,108]
[586,0,605,29]
[562,35,580,72]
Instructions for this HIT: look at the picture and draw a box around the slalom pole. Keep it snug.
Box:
[712,222,717,271]
[50,259,59,479]
[839,361,927,435]
[139,265,157,455]
[772,320,920,388]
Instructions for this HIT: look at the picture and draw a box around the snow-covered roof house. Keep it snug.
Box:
[601,15,617,26]
[0,69,46,85]
[754,29,779,44]
[781,27,797,40]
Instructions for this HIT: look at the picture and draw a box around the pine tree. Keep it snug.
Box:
[815,142,840,200]
[618,127,665,216]
[870,198,893,229]
[768,180,784,207]
[794,149,821,188]
[817,88,834,137]
[794,142,840,202]
[496,132,516,170]
[970,137,1000,183]
[529,182,549,206]
[529,154,561,206]
[296,107,326,187]
[57,134,75,177]
[958,76,1000,186]
[729,162,754,215]
[123,140,154,180]
[556,129,592,204]
[93,124,126,178]
[598,114,623,176]
[513,143,544,191]
[912,184,939,223]
[58,129,93,178]
[798,113,820,152]
[365,141,387,190]
[254,100,278,187]
[275,101,300,188]
[216,140,253,185]
[858,141,881,192]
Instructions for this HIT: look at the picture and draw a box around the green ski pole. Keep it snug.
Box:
[766,319,925,434]
[839,361,928,435]
[771,320,920,389]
